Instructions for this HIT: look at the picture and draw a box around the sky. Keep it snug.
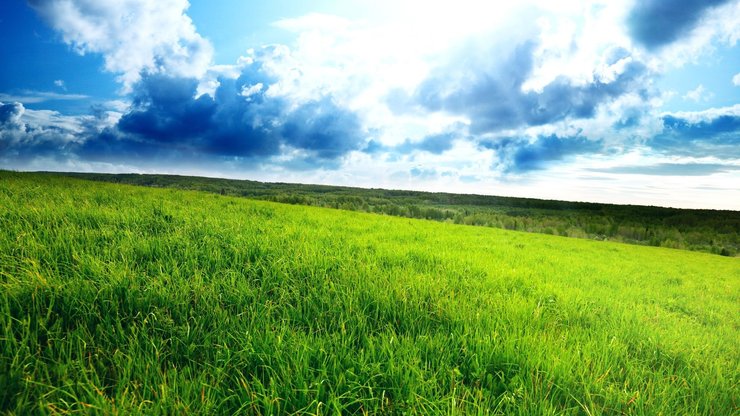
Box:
[1,0,739,210]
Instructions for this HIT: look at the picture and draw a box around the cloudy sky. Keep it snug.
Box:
[1,0,739,209]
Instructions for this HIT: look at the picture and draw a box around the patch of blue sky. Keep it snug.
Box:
[0,2,117,114]
[656,43,740,112]
[188,0,373,64]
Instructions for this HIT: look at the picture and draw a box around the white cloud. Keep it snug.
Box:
[0,90,89,104]
[255,1,660,148]
[101,99,130,113]
[733,72,740,86]
[663,103,740,122]
[683,84,713,102]
[252,7,539,148]
[0,102,121,170]
[53,79,66,89]
[524,2,635,92]
[0,103,86,161]
[240,83,264,98]
[29,0,213,91]
[196,64,243,97]
[21,108,90,134]
[648,0,740,69]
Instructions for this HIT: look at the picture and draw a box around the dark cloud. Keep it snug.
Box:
[481,134,602,173]
[203,67,285,158]
[0,101,82,164]
[281,98,365,159]
[662,114,740,139]
[590,163,739,176]
[118,75,217,142]
[0,102,24,128]
[413,42,649,134]
[78,127,171,162]
[627,0,732,50]
[648,113,740,158]
[3,52,368,170]
[78,57,367,168]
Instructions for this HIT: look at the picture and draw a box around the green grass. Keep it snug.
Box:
[60,171,740,256]
[1,171,738,415]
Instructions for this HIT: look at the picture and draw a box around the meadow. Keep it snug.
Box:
[1,171,738,414]
[64,172,740,256]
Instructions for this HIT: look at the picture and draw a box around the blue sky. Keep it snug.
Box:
[1,0,738,209]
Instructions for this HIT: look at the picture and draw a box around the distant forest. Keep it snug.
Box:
[60,172,739,256]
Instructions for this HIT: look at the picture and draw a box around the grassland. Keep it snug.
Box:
[62,171,740,256]
[1,171,738,414]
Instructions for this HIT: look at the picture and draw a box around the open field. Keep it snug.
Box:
[62,172,740,256]
[1,171,738,414]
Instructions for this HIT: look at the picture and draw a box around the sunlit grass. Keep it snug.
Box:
[1,171,738,414]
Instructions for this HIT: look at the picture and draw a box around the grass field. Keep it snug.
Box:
[61,171,740,256]
[1,171,738,414]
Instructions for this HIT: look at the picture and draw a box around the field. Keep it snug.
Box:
[1,171,738,414]
[63,172,740,256]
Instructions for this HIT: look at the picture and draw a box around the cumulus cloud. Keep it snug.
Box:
[1,102,34,157]
[411,41,650,134]
[648,105,740,158]
[281,99,365,160]
[627,0,733,50]
[0,101,98,164]
[117,75,216,143]
[0,102,25,128]
[28,0,213,90]
[733,73,740,86]
[19,50,364,168]
[8,1,665,176]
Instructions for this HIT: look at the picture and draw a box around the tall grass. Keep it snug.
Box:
[1,171,738,414]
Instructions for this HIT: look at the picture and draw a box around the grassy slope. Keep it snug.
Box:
[1,172,738,415]
[60,171,740,256]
